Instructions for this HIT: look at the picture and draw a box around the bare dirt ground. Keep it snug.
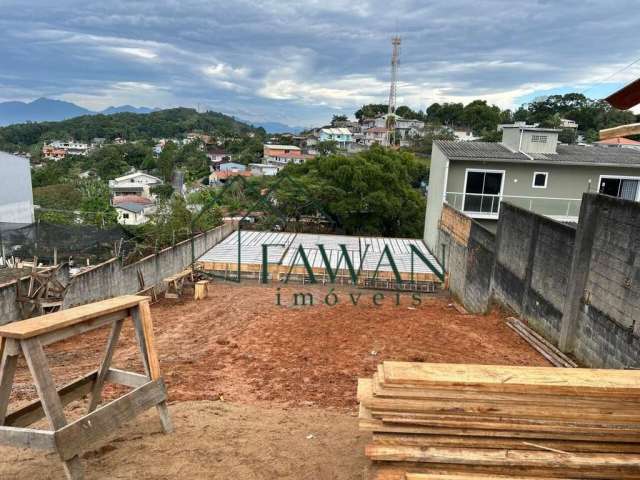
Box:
[0,282,548,479]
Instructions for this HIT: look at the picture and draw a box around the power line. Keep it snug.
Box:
[581,55,640,95]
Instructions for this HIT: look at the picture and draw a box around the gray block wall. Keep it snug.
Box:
[438,195,639,368]
[0,222,235,324]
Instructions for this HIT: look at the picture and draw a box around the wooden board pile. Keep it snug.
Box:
[358,361,640,480]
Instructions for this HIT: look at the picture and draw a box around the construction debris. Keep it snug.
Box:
[506,318,577,368]
[15,261,69,319]
[358,361,640,479]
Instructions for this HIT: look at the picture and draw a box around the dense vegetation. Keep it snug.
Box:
[355,92,639,144]
[202,146,429,238]
[0,108,264,153]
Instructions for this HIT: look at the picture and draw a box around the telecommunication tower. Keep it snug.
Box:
[386,36,401,146]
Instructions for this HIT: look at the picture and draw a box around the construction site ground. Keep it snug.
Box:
[0,282,548,479]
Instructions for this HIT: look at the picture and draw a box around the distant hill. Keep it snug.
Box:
[100,105,155,115]
[0,98,93,126]
[0,98,157,126]
[0,107,262,150]
[244,121,304,134]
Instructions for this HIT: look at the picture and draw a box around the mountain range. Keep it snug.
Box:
[0,97,306,133]
[0,98,155,126]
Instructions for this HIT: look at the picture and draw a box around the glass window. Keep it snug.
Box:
[464,170,503,213]
[533,172,548,188]
[600,177,639,200]
[532,135,548,143]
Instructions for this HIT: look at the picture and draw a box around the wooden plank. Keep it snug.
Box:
[599,122,640,140]
[370,462,640,480]
[371,373,640,409]
[21,338,68,430]
[0,425,56,450]
[381,361,640,396]
[0,339,19,424]
[138,300,161,381]
[55,379,168,460]
[0,295,146,339]
[371,433,640,454]
[5,371,97,428]
[37,311,127,347]
[505,318,577,368]
[88,319,123,413]
[358,379,640,423]
[365,445,640,470]
[405,473,575,480]
[105,368,148,388]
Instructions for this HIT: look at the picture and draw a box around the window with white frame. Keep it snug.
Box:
[532,171,548,189]
[531,135,548,143]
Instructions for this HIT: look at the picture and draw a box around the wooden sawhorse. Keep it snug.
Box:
[0,295,172,479]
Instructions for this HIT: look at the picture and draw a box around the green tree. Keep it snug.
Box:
[331,114,348,125]
[157,141,177,182]
[316,140,339,155]
[94,145,130,180]
[278,146,428,237]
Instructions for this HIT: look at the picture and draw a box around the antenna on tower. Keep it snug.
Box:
[387,35,401,146]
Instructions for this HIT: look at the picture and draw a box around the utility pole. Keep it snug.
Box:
[387,36,401,147]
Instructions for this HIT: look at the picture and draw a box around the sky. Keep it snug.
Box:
[0,0,639,127]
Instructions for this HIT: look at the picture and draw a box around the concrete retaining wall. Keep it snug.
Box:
[0,222,235,324]
[438,195,639,368]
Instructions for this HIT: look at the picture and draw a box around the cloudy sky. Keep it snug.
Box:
[1,0,639,126]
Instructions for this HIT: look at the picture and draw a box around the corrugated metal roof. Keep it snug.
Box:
[199,231,442,275]
[435,140,640,166]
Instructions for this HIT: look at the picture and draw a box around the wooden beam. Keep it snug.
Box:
[55,379,167,460]
[5,370,97,428]
[599,123,640,140]
[0,295,145,340]
[0,425,56,450]
[37,311,127,347]
[105,368,148,388]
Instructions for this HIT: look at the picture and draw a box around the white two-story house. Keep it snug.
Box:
[423,124,640,252]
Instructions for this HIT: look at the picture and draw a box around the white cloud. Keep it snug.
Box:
[58,81,173,110]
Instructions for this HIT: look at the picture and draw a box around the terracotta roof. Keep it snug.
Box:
[213,171,252,180]
[112,195,154,206]
[595,137,640,145]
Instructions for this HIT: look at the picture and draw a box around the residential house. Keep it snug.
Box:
[219,162,246,173]
[319,127,353,149]
[451,129,479,142]
[207,149,233,169]
[42,140,89,160]
[595,137,640,151]
[263,144,313,167]
[363,127,390,147]
[423,124,640,252]
[560,118,578,129]
[112,195,155,225]
[249,163,279,176]
[114,202,156,226]
[361,114,424,146]
[108,171,163,199]
[0,152,34,224]
[209,170,252,185]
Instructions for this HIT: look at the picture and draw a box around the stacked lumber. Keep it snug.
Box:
[358,362,640,479]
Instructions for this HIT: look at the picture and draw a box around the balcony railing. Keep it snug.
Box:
[445,192,582,220]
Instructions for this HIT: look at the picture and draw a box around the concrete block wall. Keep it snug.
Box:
[567,194,640,367]
[492,204,575,343]
[0,222,236,324]
[437,195,639,368]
